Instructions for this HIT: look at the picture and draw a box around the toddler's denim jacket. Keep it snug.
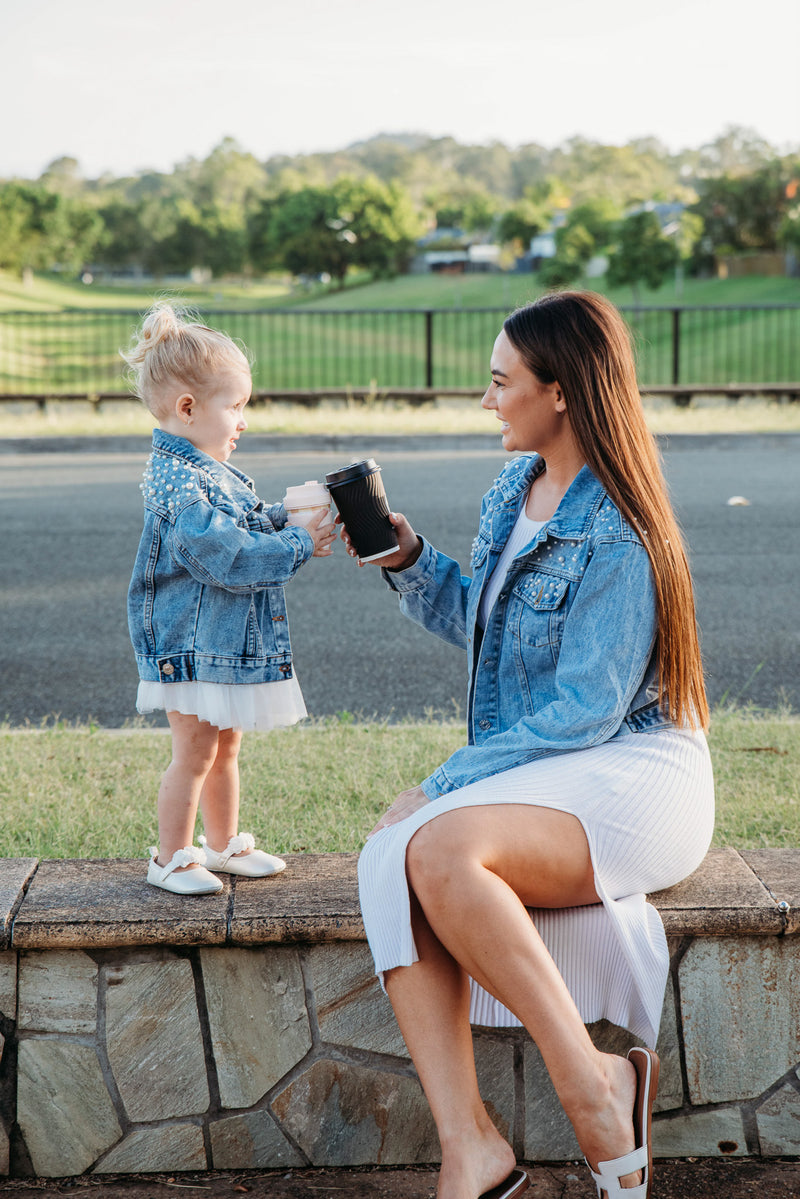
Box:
[383,454,673,799]
[128,429,313,685]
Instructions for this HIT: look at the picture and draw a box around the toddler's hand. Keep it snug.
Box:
[307,508,336,557]
[337,510,422,570]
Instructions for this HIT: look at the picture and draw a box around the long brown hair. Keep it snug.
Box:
[504,291,708,730]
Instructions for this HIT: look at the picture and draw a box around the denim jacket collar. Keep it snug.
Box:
[499,454,607,542]
[150,427,258,511]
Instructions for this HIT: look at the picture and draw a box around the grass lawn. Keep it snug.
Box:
[1,270,798,396]
[2,267,797,315]
[0,709,797,859]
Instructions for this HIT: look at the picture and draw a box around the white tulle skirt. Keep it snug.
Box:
[136,675,307,732]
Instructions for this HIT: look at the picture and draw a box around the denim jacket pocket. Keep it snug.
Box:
[511,572,570,647]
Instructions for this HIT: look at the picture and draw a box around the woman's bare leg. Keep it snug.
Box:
[385,804,640,1197]
[385,892,517,1199]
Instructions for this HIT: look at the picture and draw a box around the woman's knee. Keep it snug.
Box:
[406,819,463,900]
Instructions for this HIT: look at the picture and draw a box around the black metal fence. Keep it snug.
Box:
[1,305,798,396]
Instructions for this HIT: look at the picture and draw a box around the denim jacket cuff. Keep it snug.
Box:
[284,524,315,561]
[381,537,437,593]
[421,771,446,800]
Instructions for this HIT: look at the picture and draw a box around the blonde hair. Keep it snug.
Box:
[504,291,708,731]
[121,301,251,416]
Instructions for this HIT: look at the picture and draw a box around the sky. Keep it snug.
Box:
[3,0,798,180]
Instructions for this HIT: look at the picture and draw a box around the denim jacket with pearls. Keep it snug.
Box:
[383,454,672,799]
[128,429,314,685]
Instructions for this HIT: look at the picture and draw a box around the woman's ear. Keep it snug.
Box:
[552,382,567,413]
[175,392,195,425]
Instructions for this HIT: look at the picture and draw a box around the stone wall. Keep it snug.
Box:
[0,848,798,1178]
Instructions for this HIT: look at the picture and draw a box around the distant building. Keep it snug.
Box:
[412,227,501,274]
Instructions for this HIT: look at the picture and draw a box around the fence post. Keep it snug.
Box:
[425,310,433,388]
[671,308,681,385]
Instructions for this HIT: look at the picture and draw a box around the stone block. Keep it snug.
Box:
[473,1033,516,1139]
[17,949,97,1033]
[523,1040,579,1160]
[271,1058,439,1165]
[230,853,363,944]
[0,1119,8,1176]
[680,936,800,1103]
[304,942,406,1057]
[0,858,37,949]
[742,849,800,935]
[12,859,229,949]
[105,958,209,1121]
[200,946,312,1109]
[756,1080,800,1154]
[652,848,781,936]
[0,949,16,1018]
[210,1110,306,1168]
[652,1108,748,1158]
[654,976,683,1112]
[17,1039,122,1176]
[95,1123,207,1173]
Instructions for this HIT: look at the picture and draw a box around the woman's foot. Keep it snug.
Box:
[571,1051,642,1190]
[437,1121,519,1199]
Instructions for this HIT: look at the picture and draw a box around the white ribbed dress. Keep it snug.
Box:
[358,728,713,1048]
[358,509,715,1050]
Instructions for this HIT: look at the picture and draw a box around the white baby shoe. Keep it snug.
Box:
[146,845,223,895]
[199,832,286,877]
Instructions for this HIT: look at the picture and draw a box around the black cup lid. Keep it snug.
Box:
[325,459,381,486]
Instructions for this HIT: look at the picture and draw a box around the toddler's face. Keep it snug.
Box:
[188,368,252,462]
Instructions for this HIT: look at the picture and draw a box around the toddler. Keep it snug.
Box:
[123,302,335,894]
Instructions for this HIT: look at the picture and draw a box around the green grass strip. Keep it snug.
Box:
[1,709,797,860]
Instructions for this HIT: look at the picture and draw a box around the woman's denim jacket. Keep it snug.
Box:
[128,429,314,685]
[383,454,673,799]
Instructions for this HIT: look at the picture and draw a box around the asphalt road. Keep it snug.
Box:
[1,433,798,728]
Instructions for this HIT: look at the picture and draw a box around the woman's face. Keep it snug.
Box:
[482,329,566,455]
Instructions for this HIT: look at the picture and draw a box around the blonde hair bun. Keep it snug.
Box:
[121,301,250,415]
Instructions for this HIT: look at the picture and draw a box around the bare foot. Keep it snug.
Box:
[437,1121,517,1199]
[572,1052,642,1190]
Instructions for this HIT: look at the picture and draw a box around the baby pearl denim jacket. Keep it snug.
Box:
[128,428,314,685]
[382,454,672,799]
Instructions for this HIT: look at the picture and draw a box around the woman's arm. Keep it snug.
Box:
[341,510,473,651]
[422,538,659,797]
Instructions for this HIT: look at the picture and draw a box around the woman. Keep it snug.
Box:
[348,292,714,1199]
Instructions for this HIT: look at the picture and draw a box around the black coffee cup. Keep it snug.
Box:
[325,459,400,562]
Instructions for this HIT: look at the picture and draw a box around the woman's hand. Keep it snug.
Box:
[337,510,422,570]
[307,509,337,557]
[367,785,429,837]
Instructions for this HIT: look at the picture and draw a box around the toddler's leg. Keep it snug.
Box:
[197,727,244,851]
[157,712,220,867]
[198,728,287,877]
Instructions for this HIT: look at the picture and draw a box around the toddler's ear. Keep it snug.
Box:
[175,392,195,424]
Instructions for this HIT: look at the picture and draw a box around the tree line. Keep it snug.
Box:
[0,126,798,294]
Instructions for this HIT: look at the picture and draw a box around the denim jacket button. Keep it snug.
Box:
[162,663,175,675]
[479,718,491,730]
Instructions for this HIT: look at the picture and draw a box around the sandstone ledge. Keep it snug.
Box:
[2,847,797,951]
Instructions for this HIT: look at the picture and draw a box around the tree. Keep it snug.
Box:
[0,183,101,276]
[606,210,679,300]
[251,177,421,286]
[538,198,620,289]
[692,162,790,256]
